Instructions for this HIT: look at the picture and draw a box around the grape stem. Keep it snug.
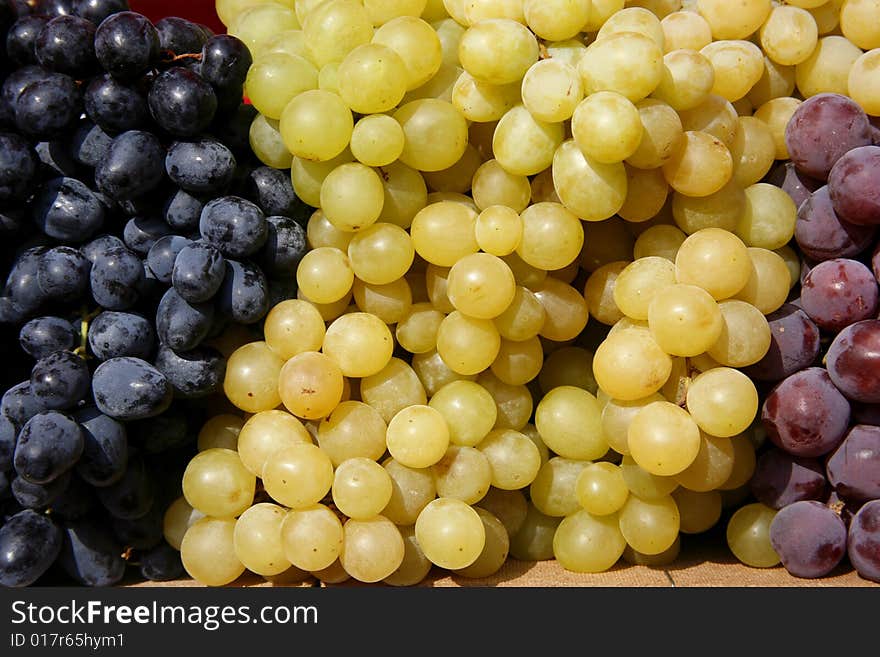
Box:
[73,306,103,360]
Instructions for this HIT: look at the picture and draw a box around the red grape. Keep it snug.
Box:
[769,500,847,579]
[828,145,880,226]
[762,367,851,458]
[750,448,827,510]
[800,259,879,333]
[795,186,877,262]
[826,424,880,504]
[784,93,873,181]
[848,500,880,583]
[744,304,821,382]
[826,319,880,404]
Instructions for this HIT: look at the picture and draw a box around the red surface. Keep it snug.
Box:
[129,0,225,34]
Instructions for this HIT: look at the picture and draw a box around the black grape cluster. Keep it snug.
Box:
[745,93,880,583]
[0,0,309,588]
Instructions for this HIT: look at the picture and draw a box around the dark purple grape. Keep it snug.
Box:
[199,195,267,259]
[0,132,37,204]
[74,406,127,487]
[69,119,113,168]
[153,343,225,399]
[825,424,880,504]
[95,454,154,520]
[112,502,163,549]
[750,448,827,510]
[828,145,880,226]
[795,186,877,261]
[87,310,154,360]
[769,500,847,578]
[139,542,183,581]
[4,246,48,316]
[13,410,83,484]
[59,519,126,586]
[91,356,173,421]
[30,350,90,410]
[34,14,98,78]
[0,414,15,471]
[217,259,269,325]
[95,129,165,201]
[32,177,105,243]
[762,367,851,458]
[0,509,63,587]
[199,34,252,95]
[800,258,879,333]
[155,16,207,55]
[155,286,214,351]
[83,73,149,134]
[261,215,307,279]
[147,68,217,137]
[1,381,46,431]
[89,245,145,310]
[744,304,821,382]
[73,0,129,25]
[36,246,90,299]
[14,73,81,141]
[19,315,77,360]
[6,16,51,67]
[848,499,880,583]
[171,242,225,303]
[165,138,236,194]
[784,93,873,181]
[826,319,880,404]
[93,10,160,81]
[11,470,71,509]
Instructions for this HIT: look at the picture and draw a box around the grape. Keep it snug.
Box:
[70,119,114,168]
[93,11,159,80]
[88,311,154,361]
[825,319,880,407]
[828,145,880,228]
[59,519,126,586]
[199,196,267,259]
[795,185,877,262]
[14,73,81,141]
[122,216,171,256]
[95,129,165,201]
[153,344,225,400]
[14,410,83,484]
[163,188,204,232]
[33,177,104,243]
[112,503,163,550]
[165,139,235,194]
[260,216,307,279]
[19,316,77,359]
[745,304,821,383]
[74,407,127,488]
[155,16,207,56]
[769,500,847,578]
[91,356,172,421]
[826,424,880,504]
[11,471,71,509]
[217,259,269,325]
[95,454,154,520]
[750,448,827,510]
[139,543,184,582]
[200,34,252,96]
[0,509,62,587]
[784,93,872,181]
[155,287,213,351]
[145,235,191,285]
[73,1,129,26]
[35,15,98,78]
[30,350,89,410]
[1,381,45,431]
[848,500,880,583]
[180,517,244,586]
[769,161,822,211]
[0,132,37,203]
[800,258,879,333]
[83,73,149,134]
[6,16,50,67]
[0,413,14,471]
[762,367,851,458]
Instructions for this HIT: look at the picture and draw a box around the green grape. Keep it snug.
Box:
[280,89,353,162]
[223,341,284,413]
[302,0,374,68]
[494,286,546,342]
[627,401,701,476]
[278,350,345,420]
[673,488,722,535]
[281,504,344,572]
[618,493,680,555]
[576,462,629,516]
[320,162,385,232]
[472,160,532,213]
[578,31,664,102]
[436,311,502,376]
[340,516,405,582]
[337,43,408,113]
[572,91,643,164]
[593,329,672,401]
[476,487,529,537]
[163,496,204,551]
[386,405,450,468]
[458,18,538,85]
[262,443,334,509]
[322,312,394,378]
[686,367,758,438]
[233,503,291,576]
[373,16,443,90]
[509,503,561,561]
[250,114,293,169]
[553,510,627,573]
[478,428,542,490]
[317,401,389,465]
[431,446,492,504]
[622,534,681,566]
[231,2,300,55]
[600,393,664,456]
[396,303,445,354]
[181,518,244,586]
[726,502,780,567]
[415,498,486,569]
[237,410,313,477]
[332,458,394,520]
[535,386,607,461]
[394,99,469,171]
[182,448,255,518]
[246,52,318,120]
[350,114,406,167]
[674,227,751,300]
[264,299,326,360]
[647,283,723,357]
[410,201,479,266]
[530,457,590,518]
[453,508,510,578]
[620,455,678,500]
[613,257,676,321]
[429,380,497,447]
[452,71,521,122]
[516,202,584,271]
[674,432,736,492]
[552,139,627,222]
[537,347,597,395]
[384,525,433,586]
[381,457,437,525]
[493,105,564,177]
[521,58,583,123]
[196,414,242,452]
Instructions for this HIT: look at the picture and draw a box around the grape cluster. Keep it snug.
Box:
[0,0,309,587]
[727,92,880,582]
[161,0,879,588]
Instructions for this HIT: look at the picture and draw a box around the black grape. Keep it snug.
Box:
[95,129,165,201]
[87,310,154,361]
[153,344,225,399]
[0,414,15,471]
[93,10,159,81]
[148,68,217,137]
[59,519,126,586]
[0,509,63,587]
[32,177,104,242]
[217,259,269,324]
[165,138,236,194]
[11,470,71,509]
[83,73,148,134]
[170,241,225,303]
[5,246,49,315]
[112,503,163,549]
[1,380,46,431]
[155,286,214,351]
[261,215,307,279]
[36,246,91,299]
[19,316,77,359]
[91,356,172,421]
[34,14,98,78]
[69,119,113,168]
[199,34,252,96]
[14,73,81,140]
[163,187,205,232]
[95,454,154,520]
[122,216,172,256]
[155,16,207,56]
[74,406,127,487]
[73,0,130,25]
[199,195,267,259]
[0,131,38,202]
[13,410,83,484]
[89,244,144,310]
[246,166,309,220]
[145,234,192,284]
[139,542,183,581]
[30,350,90,410]
[6,16,51,67]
